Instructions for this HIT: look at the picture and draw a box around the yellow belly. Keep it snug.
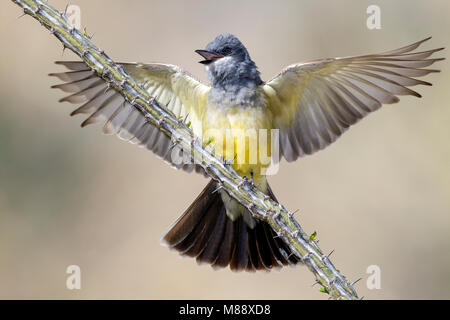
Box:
[201,102,273,186]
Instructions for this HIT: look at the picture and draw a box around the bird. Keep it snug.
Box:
[50,33,444,272]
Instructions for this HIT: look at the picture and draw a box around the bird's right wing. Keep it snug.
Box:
[50,62,210,174]
[263,37,444,161]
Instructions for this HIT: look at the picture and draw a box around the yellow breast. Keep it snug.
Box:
[201,91,273,181]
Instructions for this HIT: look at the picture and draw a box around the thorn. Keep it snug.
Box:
[273,233,281,239]
[167,142,177,152]
[82,27,94,40]
[272,211,281,221]
[190,137,198,149]
[146,97,155,105]
[169,136,181,147]
[326,249,335,259]
[61,44,66,56]
[120,79,127,88]
[17,11,26,19]
[311,280,320,287]
[204,164,214,174]
[64,4,69,15]
[158,116,166,126]
[205,142,216,154]
[104,83,112,94]
[223,158,232,166]
[141,80,150,90]
[291,230,300,238]
[211,185,223,194]
[351,278,362,287]
[182,114,191,128]
[102,68,110,78]
[33,4,41,14]
[164,136,181,157]
[237,178,248,189]
[49,27,55,34]
[302,252,312,262]
[115,64,123,72]
[248,177,256,189]
[247,203,256,211]
[263,194,270,201]
[288,209,299,218]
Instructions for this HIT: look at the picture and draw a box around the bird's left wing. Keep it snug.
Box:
[50,62,209,173]
[263,37,444,161]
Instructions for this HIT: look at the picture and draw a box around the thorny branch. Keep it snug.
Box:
[11,0,360,299]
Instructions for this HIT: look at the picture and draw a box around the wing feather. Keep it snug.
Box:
[264,37,444,161]
[50,61,210,174]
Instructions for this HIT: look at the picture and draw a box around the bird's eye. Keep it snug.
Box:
[222,46,232,55]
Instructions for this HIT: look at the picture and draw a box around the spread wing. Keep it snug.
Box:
[50,61,209,173]
[263,37,445,161]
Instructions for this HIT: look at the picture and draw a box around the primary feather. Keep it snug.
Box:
[263,37,444,161]
[50,61,209,173]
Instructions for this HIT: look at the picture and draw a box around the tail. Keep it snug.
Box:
[161,180,300,272]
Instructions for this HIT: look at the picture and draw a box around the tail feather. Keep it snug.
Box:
[161,180,300,271]
[182,199,221,257]
[211,216,235,268]
[162,181,217,247]
[230,217,249,271]
[197,206,227,264]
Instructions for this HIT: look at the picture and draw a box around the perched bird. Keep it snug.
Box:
[50,34,444,272]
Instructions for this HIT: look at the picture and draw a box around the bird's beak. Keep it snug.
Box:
[195,50,224,65]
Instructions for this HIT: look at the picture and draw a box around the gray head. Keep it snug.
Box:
[195,33,263,90]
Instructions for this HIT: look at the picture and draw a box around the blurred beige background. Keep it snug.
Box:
[0,0,449,299]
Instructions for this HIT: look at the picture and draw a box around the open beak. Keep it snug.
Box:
[195,50,224,65]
